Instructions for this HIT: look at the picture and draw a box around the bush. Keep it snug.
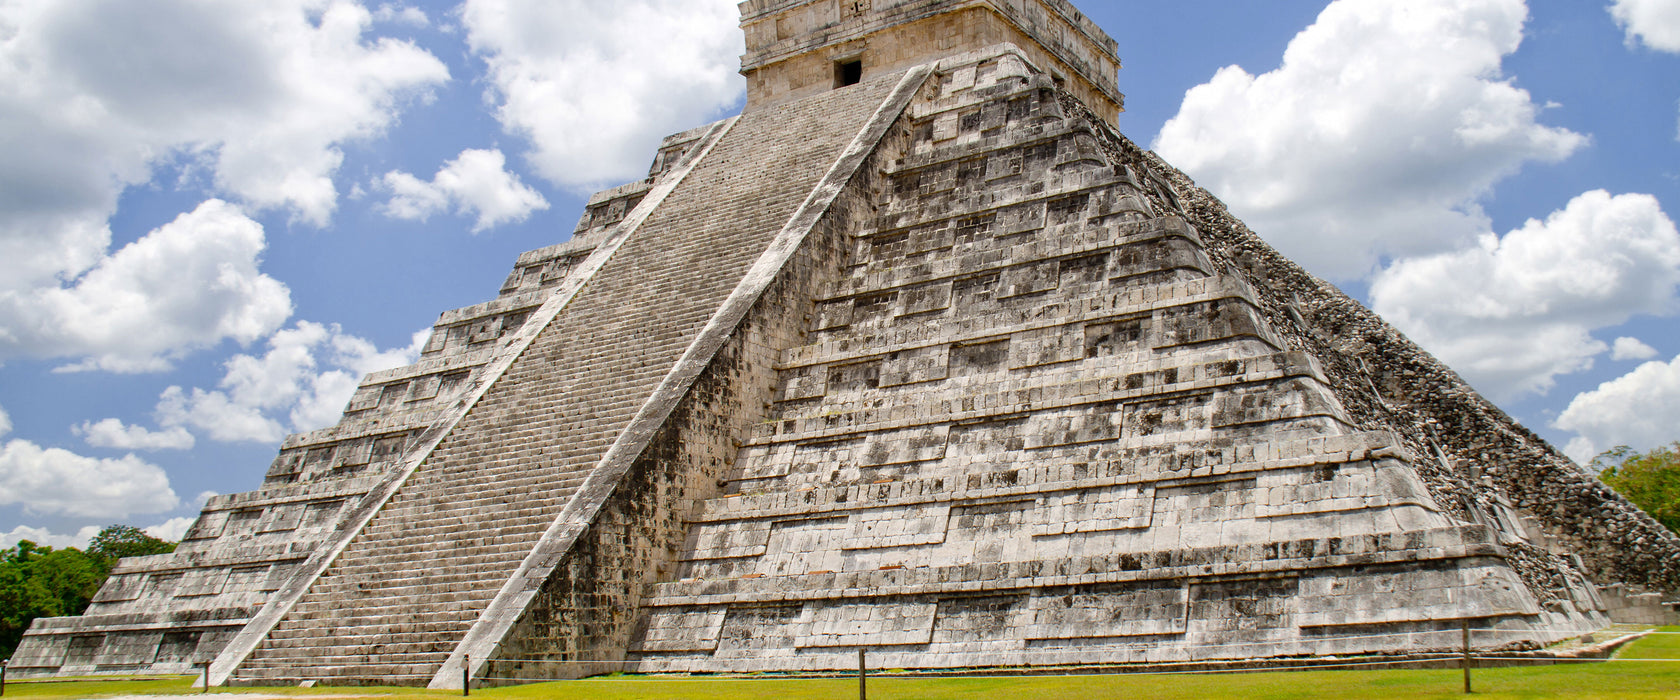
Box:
[1594,442,1680,534]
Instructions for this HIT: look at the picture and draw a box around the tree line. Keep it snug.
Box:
[1593,442,1680,534]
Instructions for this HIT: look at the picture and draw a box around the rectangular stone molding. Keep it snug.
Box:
[715,605,804,657]
[858,424,950,466]
[1027,581,1188,640]
[1008,325,1081,368]
[796,600,938,648]
[682,521,774,561]
[1032,484,1154,536]
[879,344,951,386]
[633,608,727,652]
[844,503,952,549]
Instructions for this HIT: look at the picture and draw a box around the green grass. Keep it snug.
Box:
[9,630,1680,699]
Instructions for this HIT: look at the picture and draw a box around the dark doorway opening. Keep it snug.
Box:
[836,59,863,87]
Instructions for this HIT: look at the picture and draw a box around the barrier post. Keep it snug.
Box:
[2,656,8,696]
[858,648,867,700]
[199,662,209,693]
[463,654,470,696]
[1462,620,1472,694]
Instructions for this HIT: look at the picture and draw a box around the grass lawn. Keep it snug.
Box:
[8,630,1679,700]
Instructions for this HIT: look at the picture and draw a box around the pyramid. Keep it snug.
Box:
[15,0,1680,687]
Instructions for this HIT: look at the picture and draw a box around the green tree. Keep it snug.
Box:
[0,525,178,659]
[0,541,101,659]
[1594,442,1680,534]
[87,524,176,570]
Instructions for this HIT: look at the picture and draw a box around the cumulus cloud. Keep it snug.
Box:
[373,3,429,27]
[144,516,196,542]
[0,439,178,518]
[1,524,101,550]
[1,0,449,225]
[1610,0,1680,139]
[0,403,10,437]
[1557,353,1680,464]
[1154,0,1585,279]
[378,148,550,232]
[461,0,744,190]
[1371,190,1680,399]
[157,321,426,443]
[1611,0,1680,52]
[75,418,195,451]
[0,199,292,373]
[1612,337,1661,361]
[0,0,446,370]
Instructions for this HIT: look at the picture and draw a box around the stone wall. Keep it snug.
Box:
[1061,98,1680,599]
[741,0,1121,122]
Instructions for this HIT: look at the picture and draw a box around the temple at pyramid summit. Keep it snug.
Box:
[15,0,1680,687]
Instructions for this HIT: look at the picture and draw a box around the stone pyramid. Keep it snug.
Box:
[16,0,1679,687]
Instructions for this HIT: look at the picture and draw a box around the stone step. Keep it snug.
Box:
[252,640,454,658]
[360,494,575,525]
[264,619,474,641]
[285,581,500,606]
[282,570,507,597]
[262,626,468,647]
[400,468,591,494]
[324,541,539,567]
[346,521,553,546]
[232,660,440,682]
[234,68,905,683]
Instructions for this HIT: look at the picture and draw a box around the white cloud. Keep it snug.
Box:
[1371,190,1680,399]
[1,524,101,550]
[75,418,195,451]
[157,321,426,443]
[1611,0,1680,52]
[1153,0,1585,279]
[461,0,744,190]
[1612,336,1661,361]
[157,385,285,443]
[1557,353,1680,464]
[0,199,292,373]
[0,403,10,437]
[0,0,446,369]
[144,516,196,542]
[1,0,449,225]
[379,148,550,232]
[0,439,178,517]
[373,3,429,28]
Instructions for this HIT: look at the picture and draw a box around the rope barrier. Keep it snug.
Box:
[477,655,1470,682]
[475,654,1680,684]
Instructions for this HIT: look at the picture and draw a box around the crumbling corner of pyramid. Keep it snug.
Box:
[1066,95,1680,600]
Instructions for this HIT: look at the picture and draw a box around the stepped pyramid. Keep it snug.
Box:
[16,0,1680,687]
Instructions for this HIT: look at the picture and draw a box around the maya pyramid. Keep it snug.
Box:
[15,0,1680,688]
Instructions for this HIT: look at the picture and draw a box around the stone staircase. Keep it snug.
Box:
[225,72,907,686]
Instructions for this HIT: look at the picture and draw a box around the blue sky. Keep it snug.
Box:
[1,0,1677,548]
